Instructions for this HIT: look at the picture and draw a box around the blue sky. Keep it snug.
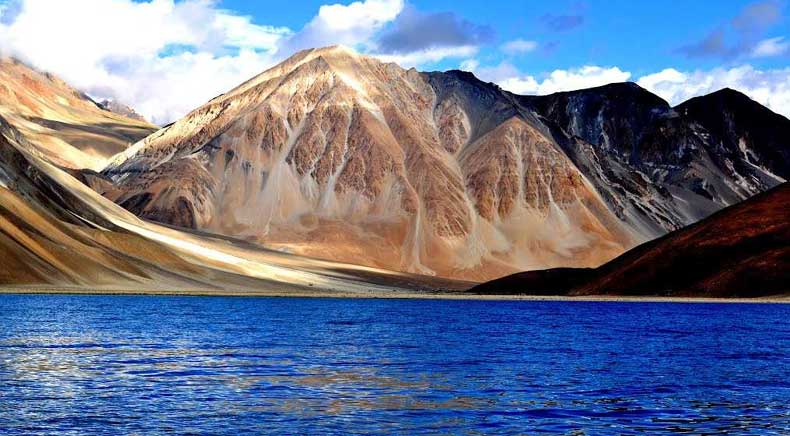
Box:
[219,0,790,73]
[1,0,788,123]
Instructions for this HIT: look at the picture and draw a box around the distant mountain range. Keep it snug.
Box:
[99,46,786,281]
[0,46,787,296]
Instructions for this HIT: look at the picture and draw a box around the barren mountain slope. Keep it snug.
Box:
[102,46,788,281]
[0,114,464,294]
[103,46,637,281]
[519,82,787,235]
[0,58,157,170]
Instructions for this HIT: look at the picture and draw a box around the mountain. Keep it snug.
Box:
[0,58,157,170]
[98,99,149,123]
[101,46,788,281]
[0,113,465,293]
[470,183,789,298]
[676,88,790,180]
[518,82,786,235]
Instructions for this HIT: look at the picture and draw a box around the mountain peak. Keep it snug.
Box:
[99,46,788,282]
[677,86,786,121]
[285,44,365,66]
[311,44,360,57]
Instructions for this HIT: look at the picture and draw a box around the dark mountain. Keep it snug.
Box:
[470,183,790,298]
[677,88,790,180]
[428,71,787,238]
[523,82,673,162]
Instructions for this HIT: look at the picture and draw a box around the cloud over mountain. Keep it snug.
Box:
[375,6,494,54]
[638,65,790,117]
[0,0,290,124]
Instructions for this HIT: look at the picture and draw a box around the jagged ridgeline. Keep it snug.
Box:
[99,46,788,281]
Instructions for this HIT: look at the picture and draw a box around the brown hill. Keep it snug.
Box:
[0,114,466,294]
[470,183,790,297]
[102,46,633,281]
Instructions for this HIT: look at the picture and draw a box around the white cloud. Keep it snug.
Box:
[472,62,631,95]
[284,0,404,53]
[501,39,538,55]
[0,0,290,124]
[637,65,790,117]
[751,36,790,57]
[524,66,632,94]
[459,58,479,72]
[475,61,522,82]
[373,45,477,68]
[635,68,686,90]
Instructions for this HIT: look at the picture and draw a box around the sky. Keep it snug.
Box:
[1,0,789,124]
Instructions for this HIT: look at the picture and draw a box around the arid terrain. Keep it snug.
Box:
[101,47,787,281]
[0,48,787,297]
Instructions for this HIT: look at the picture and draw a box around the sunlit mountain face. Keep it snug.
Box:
[95,47,787,281]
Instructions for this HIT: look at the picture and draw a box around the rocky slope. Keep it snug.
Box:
[520,82,786,236]
[0,58,157,170]
[0,113,465,293]
[470,183,789,297]
[102,46,788,281]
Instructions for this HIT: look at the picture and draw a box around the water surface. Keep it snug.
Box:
[0,295,788,434]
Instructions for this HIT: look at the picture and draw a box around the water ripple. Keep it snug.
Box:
[0,295,788,435]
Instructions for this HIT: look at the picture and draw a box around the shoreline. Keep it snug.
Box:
[1,287,788,303]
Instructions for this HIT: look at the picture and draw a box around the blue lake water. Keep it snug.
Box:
[0,295,788,435]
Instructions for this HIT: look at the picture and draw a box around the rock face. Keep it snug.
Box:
[470,183,790,298]
[520,82,787,237]
[102,46,788,281]
[0,58,157,170]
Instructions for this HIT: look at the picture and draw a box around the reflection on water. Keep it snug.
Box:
[0,295,788,434]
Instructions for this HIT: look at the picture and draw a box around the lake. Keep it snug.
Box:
[0,295,788,434]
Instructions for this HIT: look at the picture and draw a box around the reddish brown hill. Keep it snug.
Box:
[471,183,789,297]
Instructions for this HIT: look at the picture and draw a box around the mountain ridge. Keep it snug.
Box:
[0,110,468,293]
[98,46,787,281]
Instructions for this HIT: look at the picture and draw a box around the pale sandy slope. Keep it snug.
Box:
[0,115,469,295]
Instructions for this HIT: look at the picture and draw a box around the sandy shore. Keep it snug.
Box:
[1,286,788,303]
